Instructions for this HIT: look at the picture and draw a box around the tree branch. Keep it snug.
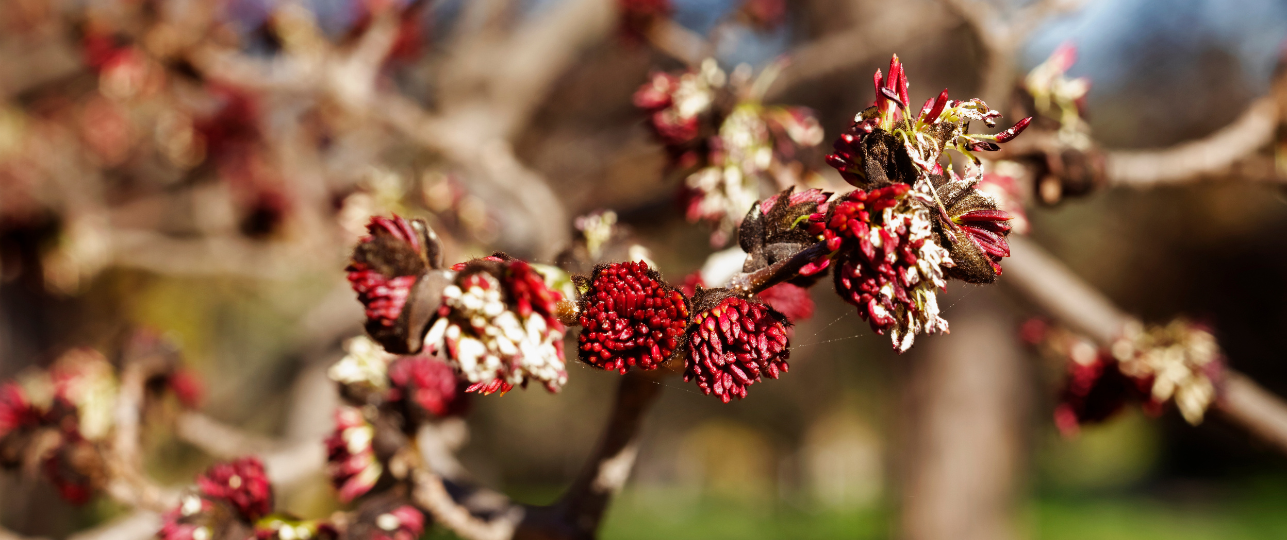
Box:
[1106,97,1279,186]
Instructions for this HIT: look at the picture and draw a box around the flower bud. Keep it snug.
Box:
[739,188,832,284]
[387,356,469,422]
[197,457,273,522]
[347,215,443,354]
[577,261,691,373]
[684,294,790,402]
[325,407,383,503]
[425,257,568,394]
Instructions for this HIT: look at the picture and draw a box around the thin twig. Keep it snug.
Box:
[1106,97,1279,186]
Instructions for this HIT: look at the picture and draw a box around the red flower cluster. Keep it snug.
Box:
[578,261,690,372]
[158,496,216,540]
[197,457,273,521]
[808,185,950,351]
[0,384,39,438]
[633,71,702,148]
[348,216,424,329]
[1053,353,1154,437]
[387,356,468,418]
[685,297,790,402]
[325,407,382,503]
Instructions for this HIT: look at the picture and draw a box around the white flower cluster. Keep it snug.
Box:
[1025,45,1091,150]
[666,58,725,122]
[887,193,953,352]
[1112,321,1220,425]
[329,335,394,391]
[424,272,567,392]
[51,349,118,441]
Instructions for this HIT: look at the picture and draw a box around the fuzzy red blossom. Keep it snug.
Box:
[741,0,787,30]
[633,72,702,147]
[348,216,424,329]
[42,438,101,504]
[1053,353,1154,437]
[807,185,951,351]
[325,407,382,503]
[0,384,39,437]
[197,457,273,521]
[578,261,691,372]
[685,297,790,402]
[387,356,468,419]
[157,496,216,540]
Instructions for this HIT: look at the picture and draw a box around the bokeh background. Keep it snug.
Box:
[3,0,1287,538]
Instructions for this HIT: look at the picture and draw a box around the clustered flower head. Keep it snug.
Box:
[424,257,568,394]
[635,60,824,246]
[157,458,275,540]
[325,406,384,503]
[684,294,790,402]
[197,457,274,521]
[578,261,691,372]
[387,355,468,420]
[347,215,442,354]
[806,184,952,351]
[0,345,205,503]
[1028,318,1224,435]
[826,55,1031,189]
[1025,43,1091,149]
[329,335,395,400]
[1112,320,1222,425]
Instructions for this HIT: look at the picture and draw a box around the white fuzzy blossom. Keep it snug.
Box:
[1025,45,1092,150]
[887,193,953,352]
[684,103,771,244]
[424,272,567,392]
[329,335,394,390]
[1112,321,1220,425]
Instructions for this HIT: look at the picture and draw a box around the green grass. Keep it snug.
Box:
[427,482,1287,539]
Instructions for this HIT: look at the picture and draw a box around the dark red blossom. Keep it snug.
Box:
[197,457,273,521]
[685,297,790,402]
[0,384,39,437]
[348,216,425,329]
[953,209,1012,275]
[157,497,217,540]
[578,261,690,372]
[387,356,468,419]
[633,72,701,147]
[807,185,950,351]
[42,438,101,504]
[325,408,381,503]
[1053,354,1153,437]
